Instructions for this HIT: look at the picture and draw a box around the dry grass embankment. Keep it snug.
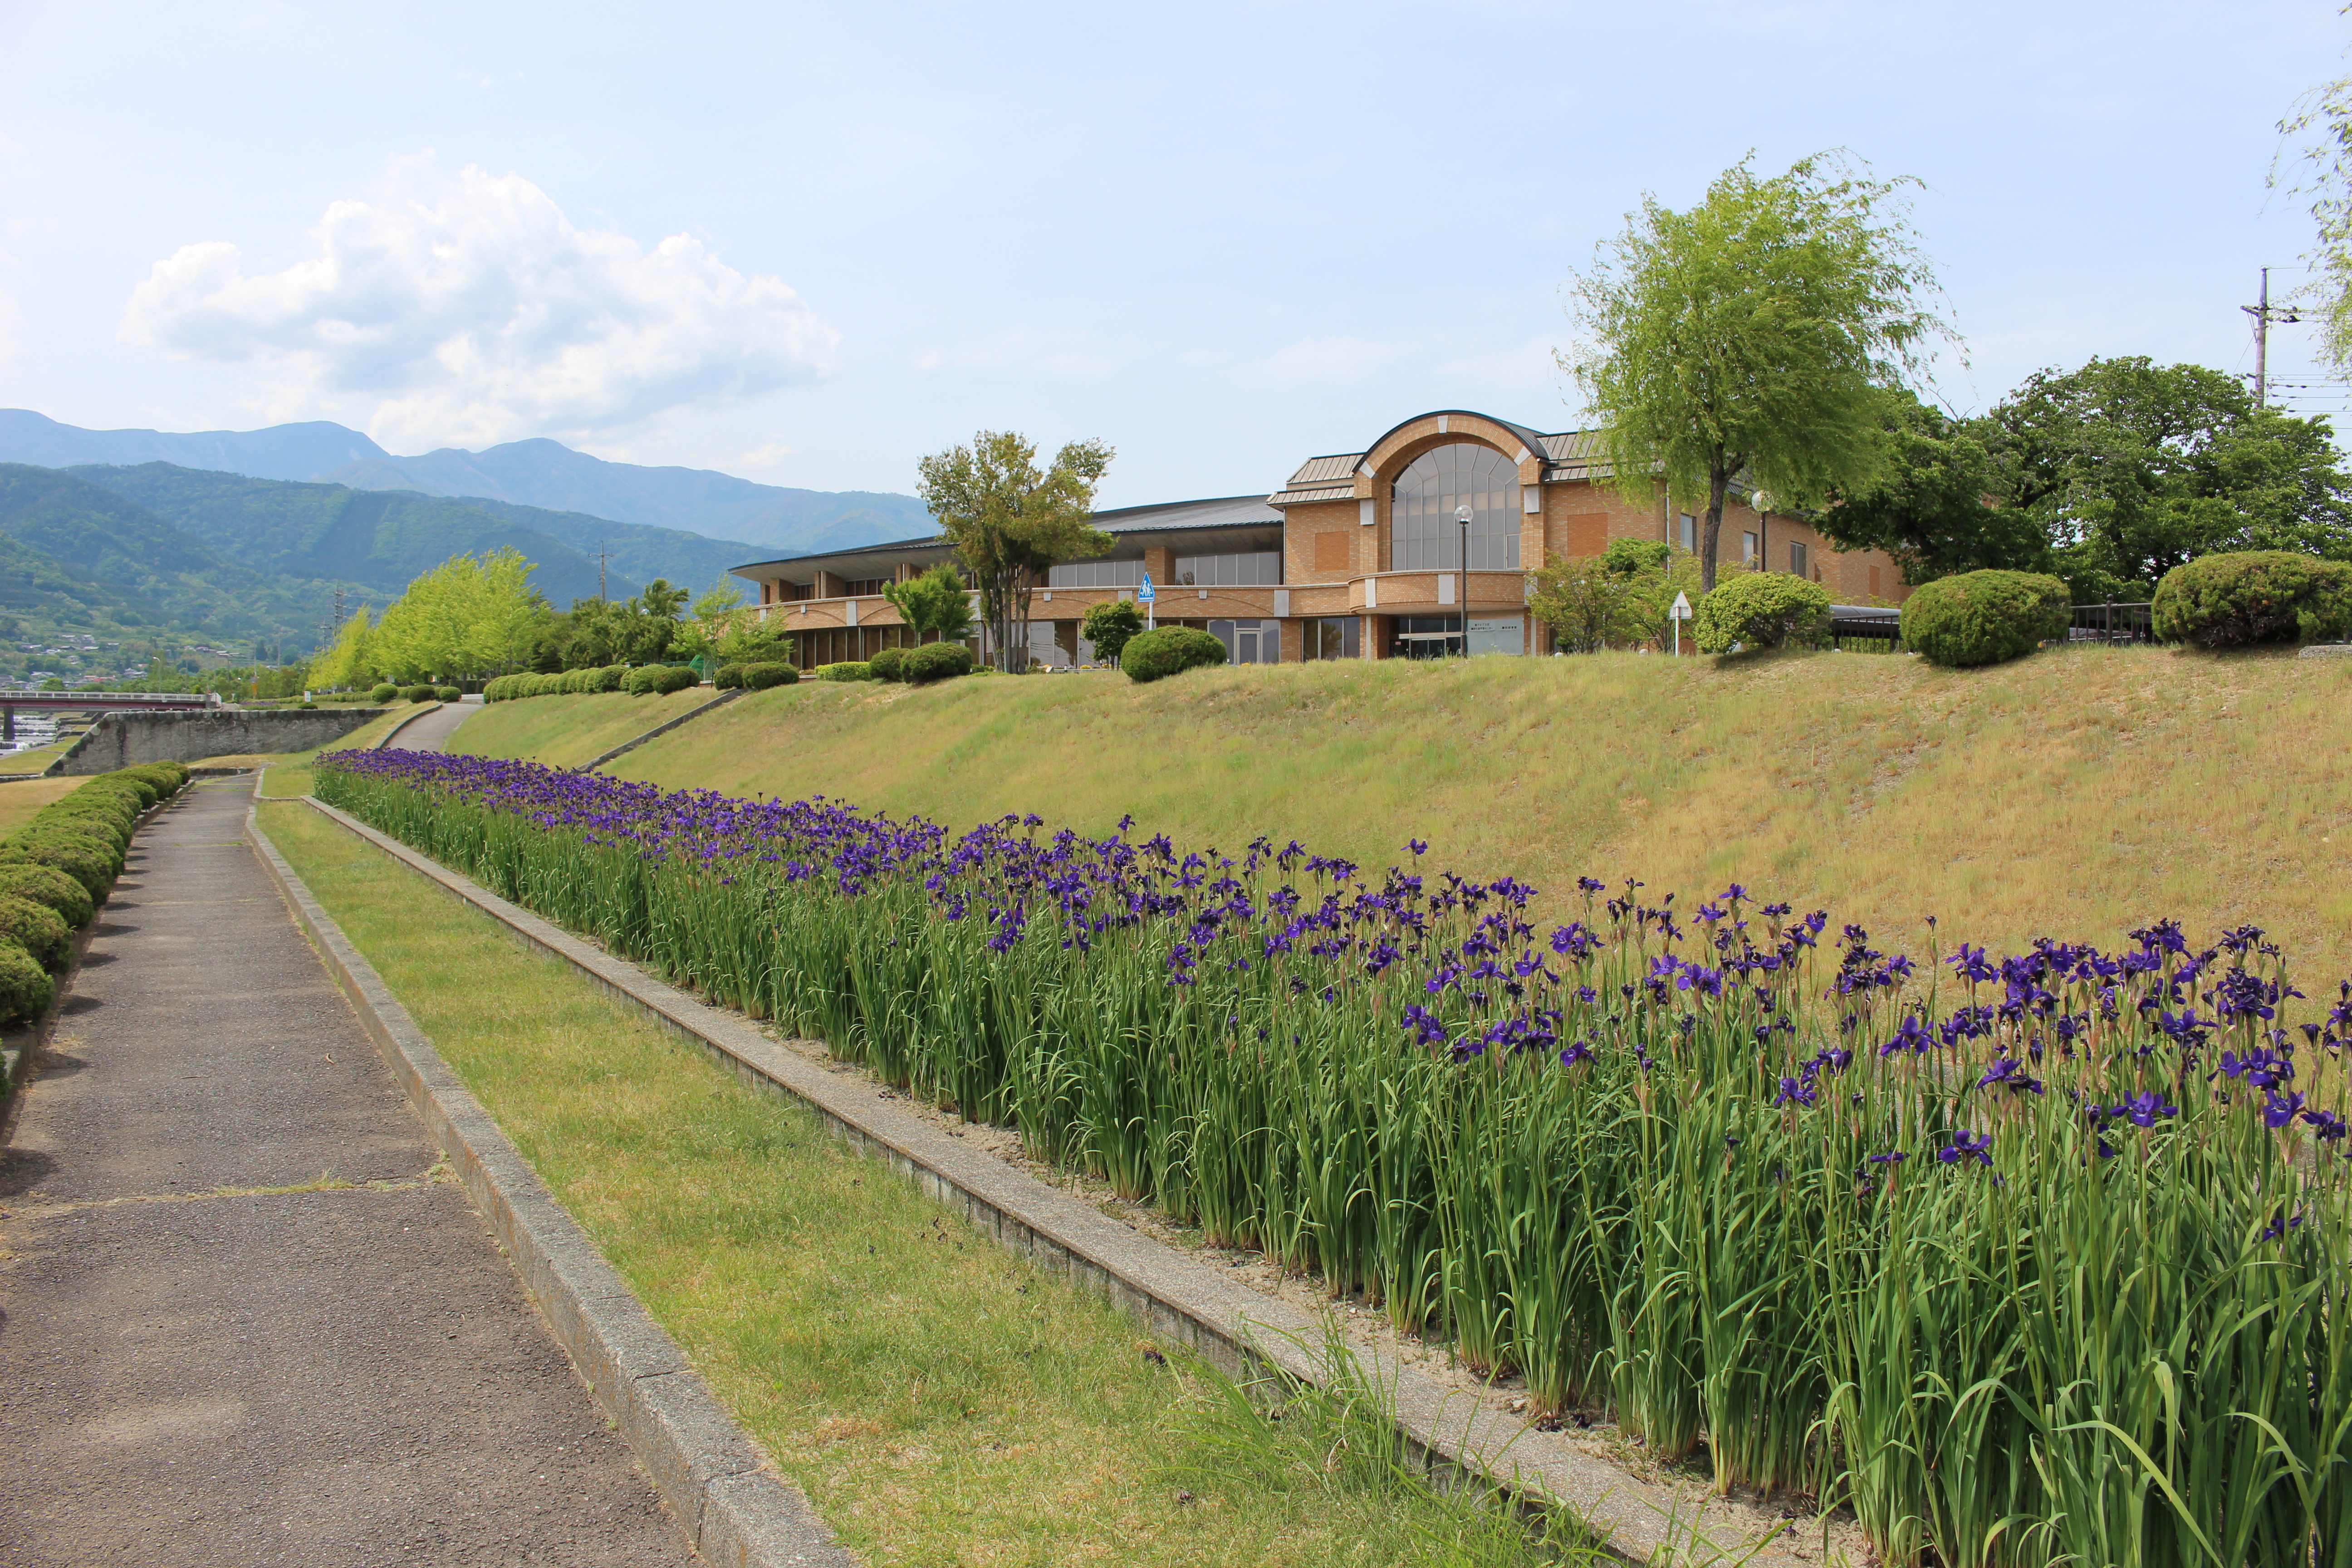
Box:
[0,777,85,836]
[451,688,725,770]
[586,646,2352,982]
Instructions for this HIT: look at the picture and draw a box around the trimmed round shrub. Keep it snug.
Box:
[814,661,877,682]
[868,646,910,681]
[1692,572,1834,655]
[0,834,114,900]
[124,761,187,792]
[434,686,461,702]
[2151,550,2352,649]
[1899,569,2072,667]
[0,937,52,1026]
[623,664,699,697]
[904,642,975,683]
[0,862,93,929]
[369,683,398,704]
[714,663,748,690]
[740,662,799,690]
[592,663,629,693]
[399,684,436,703]
[44,805,133,854]
[1120,626,1228,683]
[0,894,70,970]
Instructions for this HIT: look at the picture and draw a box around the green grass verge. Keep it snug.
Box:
[450,688,721,769]
[259,798,1599,1568]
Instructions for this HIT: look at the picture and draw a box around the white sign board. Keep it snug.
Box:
[1669,590,1693,620]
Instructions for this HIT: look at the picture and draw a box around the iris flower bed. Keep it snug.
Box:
[317,747,2352,1568]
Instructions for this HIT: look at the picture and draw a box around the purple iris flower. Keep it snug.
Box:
[1937,1129,1994,1167]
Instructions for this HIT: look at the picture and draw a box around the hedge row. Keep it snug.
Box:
[0,762,192,1029]
[484,665,703,702]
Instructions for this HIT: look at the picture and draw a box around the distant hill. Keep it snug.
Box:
[0,465,341,645]
[0,408,387,482]
[70,464,640,608]
[320,438,931,556]
[0,410,930,558]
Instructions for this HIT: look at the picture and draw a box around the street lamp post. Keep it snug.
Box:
[1752,490,1774,574]
[1454,503,1473,658]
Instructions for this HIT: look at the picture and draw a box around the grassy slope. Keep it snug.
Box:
[451,690,724,769]
[258,800,1574,1567]
[599,648,2352,982]
[0,777,83,835]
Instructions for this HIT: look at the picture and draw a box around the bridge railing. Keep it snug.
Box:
[0,690,220,705]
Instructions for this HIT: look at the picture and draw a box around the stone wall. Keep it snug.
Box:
[55,708,386,774]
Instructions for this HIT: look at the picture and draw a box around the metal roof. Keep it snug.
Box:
[729,495,1281,584]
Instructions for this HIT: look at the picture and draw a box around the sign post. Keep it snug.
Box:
[1137,571,1156,631]
[1669,590,1692,657]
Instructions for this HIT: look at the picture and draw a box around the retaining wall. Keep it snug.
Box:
[56,708,386,774]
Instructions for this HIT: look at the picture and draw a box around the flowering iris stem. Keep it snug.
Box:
[319,750,2352,1568]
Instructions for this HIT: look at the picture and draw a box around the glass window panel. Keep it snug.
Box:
[1390,442,1521,571]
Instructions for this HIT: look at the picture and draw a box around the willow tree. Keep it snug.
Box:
[917,431,1112,670]
[1564,154,1952,590]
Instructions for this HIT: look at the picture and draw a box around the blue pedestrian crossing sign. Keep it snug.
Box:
[1137,573,1156,603]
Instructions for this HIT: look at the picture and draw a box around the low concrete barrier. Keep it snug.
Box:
[53,708,386,774]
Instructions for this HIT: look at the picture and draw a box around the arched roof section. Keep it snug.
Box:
[1355,411,1552,490]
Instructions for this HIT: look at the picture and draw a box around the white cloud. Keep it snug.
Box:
[119,155,838,451]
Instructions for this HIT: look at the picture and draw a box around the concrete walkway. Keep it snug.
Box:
[0,780,691,1566]
[380,698,479,754]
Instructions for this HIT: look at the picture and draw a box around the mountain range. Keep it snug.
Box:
[0,460,814,655]
[0,409,931,556]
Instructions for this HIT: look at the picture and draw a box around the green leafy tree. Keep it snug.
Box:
[368,548,547,681]
[1078,599,1145,665]
[1529,560,1645,652]
[881,564,977,644]
[1813,391,2048,586]
[917,431,1114,671]
[311,607,375,689]
[1984,358,2352,599]
[2281,74,2352,368]
[1565,153,1951,591]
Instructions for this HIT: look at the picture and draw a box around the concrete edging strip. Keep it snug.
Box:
[242,786,851,1568]
[291,792,1803,1568]
[577,688,744,772]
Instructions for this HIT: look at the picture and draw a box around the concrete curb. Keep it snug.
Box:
[371,702,446,750]
[294,794,1805,1568]
[243,787,853,1568]
[576,688,743,773]
[2300,642,2352,659]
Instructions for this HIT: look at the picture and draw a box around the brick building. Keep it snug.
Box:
[730,409,1909,668]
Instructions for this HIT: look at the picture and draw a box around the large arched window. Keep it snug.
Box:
[1391,442,1520,571]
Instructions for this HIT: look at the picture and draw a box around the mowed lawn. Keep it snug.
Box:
[451,688,721,769]
[256,799,1588,1568]
[594,646,2352,984]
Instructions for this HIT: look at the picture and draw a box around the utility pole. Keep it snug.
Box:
[593,539,616,604]
[2243,267,2303,408]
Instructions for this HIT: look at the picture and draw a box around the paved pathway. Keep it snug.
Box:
[0,779,691,1566]
[379,698,479,753]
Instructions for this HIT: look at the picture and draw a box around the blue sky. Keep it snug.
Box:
[1,0,2346,508]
